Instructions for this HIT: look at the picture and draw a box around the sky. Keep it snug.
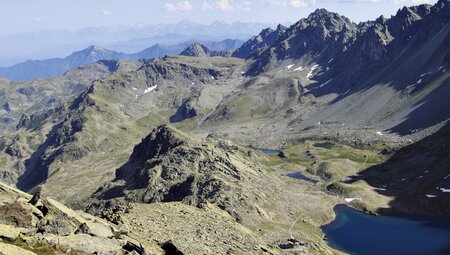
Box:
[0,0,438,36]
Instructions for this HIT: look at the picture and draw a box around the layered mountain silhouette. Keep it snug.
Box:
[0,39,244,81]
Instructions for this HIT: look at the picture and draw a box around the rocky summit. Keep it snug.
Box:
[0,1,449,254]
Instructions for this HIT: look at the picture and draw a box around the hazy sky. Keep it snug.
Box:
[0,0,437,35]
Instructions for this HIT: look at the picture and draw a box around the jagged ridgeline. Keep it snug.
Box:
[0,0,449,254]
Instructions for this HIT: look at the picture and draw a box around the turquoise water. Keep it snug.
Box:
[322,205,450,255]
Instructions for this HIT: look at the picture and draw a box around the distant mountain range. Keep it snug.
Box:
[0,20,277,66]
[0,39,244,81]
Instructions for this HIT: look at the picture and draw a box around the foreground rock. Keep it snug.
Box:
[122,202,281,255]
[0,181,162,255]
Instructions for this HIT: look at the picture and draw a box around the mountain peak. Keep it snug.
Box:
[180,42,211,57]
[84,45,107,53]
[306,8,353,25]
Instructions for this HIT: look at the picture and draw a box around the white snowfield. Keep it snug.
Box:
[306,65,319,79]
[439,188,450,193]
[287,64,294,70]
[144,85,158,94]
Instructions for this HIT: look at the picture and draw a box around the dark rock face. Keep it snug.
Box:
[2,103,11,112]
[170,99,197,123]
[162,241,184,255]
[17,87,36,97]
[361,122,450,215]
[247,9,357,75]
[232,24,286,59]
[91,125,262,221]
[245,1,449,82]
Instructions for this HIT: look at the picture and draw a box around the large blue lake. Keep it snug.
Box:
[322,205,450,255]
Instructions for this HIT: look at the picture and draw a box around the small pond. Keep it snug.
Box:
[322,204,450,255]
[258,148,282,155]
[285,172,319,184]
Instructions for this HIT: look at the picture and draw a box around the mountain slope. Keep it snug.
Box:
[360,121,450,216]
[232,24,286,59]
[0,46,130,81]
[197,0,449,146]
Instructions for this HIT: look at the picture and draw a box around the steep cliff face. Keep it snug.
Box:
[246,9,357,75]
[232,24,286,59]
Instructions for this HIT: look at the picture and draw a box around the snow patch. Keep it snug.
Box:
[426,194,438,198]
[132,87,137,91]
[294,66,304,71]
[345,198,358,203]
[326,67,330,71]
[306,65,319,79]
[438,66,443,71]
[376,131,383,136]
[444,174,450,180]
[343,89,350,95]
[440,188,450,193]
[319,79,333,88]
[420,72,432,77]
[418,176,423,179]
[211,76,215,80]
[287,64,294,70]
[144,85,157,94]
[375,187,386,191]
[328,58,334,63]
[416,79,422,84]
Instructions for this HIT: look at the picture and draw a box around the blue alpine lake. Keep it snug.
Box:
[322,204,450,255]
[258,148,282,155]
